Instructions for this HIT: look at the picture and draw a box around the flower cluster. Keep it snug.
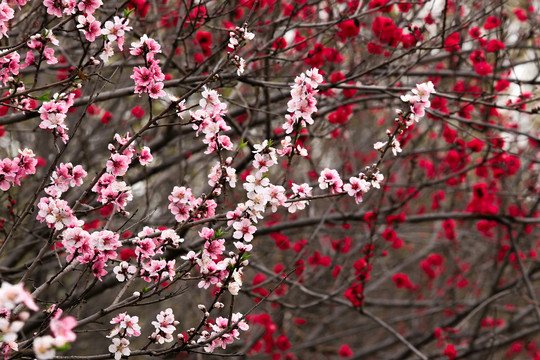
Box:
[283,68,324,134]
[45,162,87,198]
[130,35,166,99]
[44,0,102,18]
[108,312,141,360]
[0,148,37,191]
[227,24,255,75]
[100,16,132,62]
[198,313,249,353]
[208,157,237,195]
[318,168,344,194]
[374,81,435,156]
[168,185,217,222]
[344,167,384,204]
[33,308,77,360]
[400,81,436,123]
[61,227,122,280]
[76,14,101,42]
[0,51,19,86]
[0,282,37,357]
[24,29,59,67]
[150,308,178,344]
[36,197,78,230]
[113,226,182,284]
[0,2,14,39]
[190,86,232,154]
[93,133,152,214]
[38,92,76,143]
[227,24,255,52]
[181,228,246,296]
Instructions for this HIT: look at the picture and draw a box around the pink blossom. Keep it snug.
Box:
[318,168,344,194]
[42,46,57,65]
[76,14,101,43]
[204,239,225,259]
[106,153,131,177]
[36,197,77,230]
[0,282,38,311]
[344,176,371,204]
[50,309,77,344]
[108,338,130,360]
[150,308,178,344]
[138,146,153,165]
[232,218,257,242]
[78,0,103,14]
[43,0,62,17]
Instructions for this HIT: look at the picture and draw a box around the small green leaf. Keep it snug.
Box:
[55,343,71,352]
[37,92,50,102]
[124,8,134,18]
[238,139,248,150]
[214,227,227,238]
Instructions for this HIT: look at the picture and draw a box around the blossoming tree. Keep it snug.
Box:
[0,0,538,359]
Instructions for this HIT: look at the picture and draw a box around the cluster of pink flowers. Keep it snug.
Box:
[0,1,21,39]
[0,148,37,191]
[208,157,237,195]
[180,227,246,296]
[0,51,19,86]
[344,168,384,204]
[38,92,76,143]
[45,162,87,198]
[139,258,176,283]
[93,133,152,214]
[36,197,78,230]
[76,14,101,42]
[0,282,38,355]
[283,67,324,134]
[228,24,255,52]
[100,16,132,63]
[108,312,140,360]
[33,308,77,360]
[318,168,344,194]
[198,313,249,353]
[112,226,182,283]
[168,186,217,222]
[24,29,59,68]
[286,182,313,213]
[44,0,102,18]
[400,81,436,123]
[190,86,233,154]
[317,165,384,205]
[150,308,178,344]
[130,35,166,99]
[374,81,435,156]
[61,227,121,279]
[227,24,255,75]
[92,173,133,214]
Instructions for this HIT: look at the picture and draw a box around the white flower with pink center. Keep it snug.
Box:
[232,218,257,242]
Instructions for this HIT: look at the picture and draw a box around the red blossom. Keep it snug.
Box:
[444,344,457,360]
[484,16,501,30]
[339,344,353,357]
[444,32,461,52]
[337,19,359,41]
